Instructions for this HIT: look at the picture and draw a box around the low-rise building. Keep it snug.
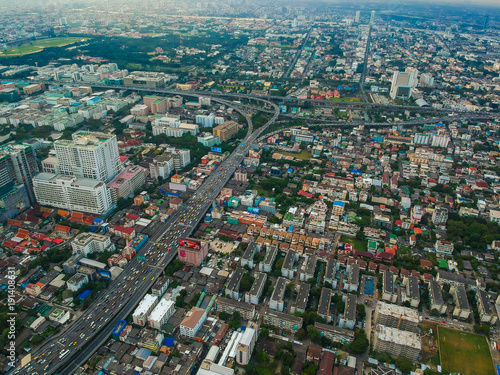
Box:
[429,280,447,315]
[245,272,267,305]
[262,310,303,333]
[133,294,159,326]
[477,289,498,324]
[71,232,114,256]
[382,271,397,303]
[148,299,175,330]
[318,287,333,322]
[435,240,454,255]
[299,254,317,282]
[216,297,255,320]
[339,294,357,329]
[344,264,360,292]
[259,245,278,273]
[404,276,420,308]
[269,277,288,312]
[290,282,310,315]
[314,322,355,343]
[226,268,244,300]
[281,250,297,279]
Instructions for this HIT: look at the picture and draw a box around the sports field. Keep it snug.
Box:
[438,326,495,375]
[0,37,89,57]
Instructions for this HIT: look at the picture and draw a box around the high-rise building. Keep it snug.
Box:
[370,10,376,25]
[390,71,417,100]
[0,144,39,222]
[44,132,122,183]
[355,11,360,23]
[33,173,113,215]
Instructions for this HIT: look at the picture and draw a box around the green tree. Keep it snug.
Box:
[395,356,413,373]
[228,312,241,330]
[350,329,369,354]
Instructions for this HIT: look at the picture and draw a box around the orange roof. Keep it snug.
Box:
[414,228,423,234]
[17,229,29,238]
[54,224,70,233]
[71,212,84,219]
[57,209,70,218]
[35,282,44,288]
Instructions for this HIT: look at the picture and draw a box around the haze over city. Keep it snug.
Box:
[0,1,498,375]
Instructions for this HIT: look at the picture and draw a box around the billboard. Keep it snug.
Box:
[179,238,201,250]
[211,147,222,153]
[98,269,111,279]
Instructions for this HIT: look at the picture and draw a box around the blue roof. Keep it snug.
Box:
[164,337,175,347]
[78,290,91,300]
[93,218,103,223]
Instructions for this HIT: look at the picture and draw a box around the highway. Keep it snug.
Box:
[359,24,372,103]
[283,27,313,79]
[12,92,279,375]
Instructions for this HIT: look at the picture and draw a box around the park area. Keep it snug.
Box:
[0,37,89,57]
[438,326,495,375]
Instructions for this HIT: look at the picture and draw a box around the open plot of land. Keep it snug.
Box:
[438,326,495,375]
[0,37,89,57]
[280,150,311,160]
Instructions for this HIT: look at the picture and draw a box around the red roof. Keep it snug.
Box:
[113,225,135,234]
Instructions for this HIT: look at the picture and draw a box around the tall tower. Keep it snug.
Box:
[355,11,360,23]
[370,11,376,25]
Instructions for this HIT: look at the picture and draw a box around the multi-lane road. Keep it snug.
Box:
[13,93,279,375]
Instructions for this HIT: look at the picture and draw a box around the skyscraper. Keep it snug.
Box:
[0,144,39,222]
[370,10,376,25]
[42,132,122,183]
[355,11,360,23]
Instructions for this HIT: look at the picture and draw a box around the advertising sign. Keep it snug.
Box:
[211,147,222,153]
[179,238,201,250]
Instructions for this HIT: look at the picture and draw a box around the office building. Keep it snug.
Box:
[178,238,209,266]
[373,325,421,361]
[149,152,174,180]
[133,294,159,326]
[236,327,257,365]
[390,71,417,100]
[44,132,122,183]
[213,121,239,142]
[0,144,39,222]
[148,299,175,330]
[124,72,165,88]
[180,307,207,339]
[143,96,168,114]
[33,173,112,215]
[71,233,114,256]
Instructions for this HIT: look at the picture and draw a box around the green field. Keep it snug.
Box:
[0,37,89,57]
[438,326,495,375]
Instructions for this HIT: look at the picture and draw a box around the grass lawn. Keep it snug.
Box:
[438,326,495,375]
[280,150,311,160]
[340,234,367,251]
[0,37,89,57]
[329,97,361,102]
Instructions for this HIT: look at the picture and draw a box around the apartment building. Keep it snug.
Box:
[107,165,146,203]
[324,259,338,289]
[314,322,355,343]
[71,233,114,256]
[382,270,397,303]
[281,250,297,279]
[148,299,175,330]
[259,245,278,273]
[299,254,317,282]
[290,283,310,315]
[241,242,259,268]
[339,294,357,330]
[180,307,207,339]
[133,294,159,326]
[317,288,333,323]
[404,276,420,308]
[477,289,498,324]
[244,272,267,305]
[429,280,447,314]
[269,277,288,312]
[344,264,360,292]
[236,327,257,366]
[213,121,239,141]
[374,302,419,333]
[262,310,303,333]
[373,325,421,361]
[216,297,255,320]
[451,285,471,320]
[226,268,244,300]
[47,132,122,183]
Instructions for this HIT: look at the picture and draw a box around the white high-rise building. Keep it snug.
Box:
[133,294,159,326]
[370,10,376,25]
[390,71,417,100]
[236,327,257,365]
[169,148,191,170]
[33,173,112,215]
[355,11,360,23]
[45,132,122,183]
